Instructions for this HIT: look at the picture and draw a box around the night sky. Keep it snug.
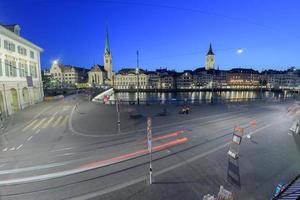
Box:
[1,0,300,71]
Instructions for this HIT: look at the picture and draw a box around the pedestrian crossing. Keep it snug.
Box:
[22,115,69,132]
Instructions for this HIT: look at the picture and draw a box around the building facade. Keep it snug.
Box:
[177,70,193,89]
[114,68,149,89]
[47,61,88,87]
[264,68,300,89]
[0,24,43,115]
[88,64,107,86]
[227,68,261,88]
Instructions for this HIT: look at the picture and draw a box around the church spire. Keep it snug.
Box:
[207,43,214,55]
[105,28,110,54]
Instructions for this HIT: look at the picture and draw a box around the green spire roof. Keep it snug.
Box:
[105,29,111,54]
[207,43,214,55]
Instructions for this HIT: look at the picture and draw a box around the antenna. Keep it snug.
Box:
[137,50,139,69]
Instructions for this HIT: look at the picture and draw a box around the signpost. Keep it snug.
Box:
[147,117,153,184]
[228,126,243,159]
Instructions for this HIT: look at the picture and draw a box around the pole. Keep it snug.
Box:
[137,51,140,105]
[147,117,152,184]
[116,98,121,133]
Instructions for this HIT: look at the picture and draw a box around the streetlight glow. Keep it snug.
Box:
[53,59,59,65]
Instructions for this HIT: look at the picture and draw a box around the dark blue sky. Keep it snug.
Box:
[1,0,300,71]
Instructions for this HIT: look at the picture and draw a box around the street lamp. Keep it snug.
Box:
[136,51,140,105]
[53,59,59,65]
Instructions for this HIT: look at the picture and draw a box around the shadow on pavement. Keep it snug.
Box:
[227,157,241,189]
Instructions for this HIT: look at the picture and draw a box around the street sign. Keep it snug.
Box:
[103,95,109,104]
[232,134,242,145]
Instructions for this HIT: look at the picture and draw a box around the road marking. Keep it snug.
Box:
[0,162,69,175]
[63,152,75,156]
[27,136,33,141]
[61,115,69,126]
[35,129,41,134]
[16,144,23,150]
[0,138,188,186]
[52,116,63,127]
[22,119,38,132]
[0,118,277,186]
[42,112,58,128]
[9,147,15,151]
[52,147,72,152]
[32,118,47,130]
[2,148,7,152]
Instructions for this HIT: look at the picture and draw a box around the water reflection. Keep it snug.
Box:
[115,91,292,103]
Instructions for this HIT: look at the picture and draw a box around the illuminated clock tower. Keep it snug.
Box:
[205,43,215,70]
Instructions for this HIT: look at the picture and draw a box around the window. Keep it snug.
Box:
[24,63,28,76]
[5,59,17,77]
[29,64,37,78]
[18,46,27,56]
[4,40,15,52]
[30,51,34,59]
[19,63,27,77]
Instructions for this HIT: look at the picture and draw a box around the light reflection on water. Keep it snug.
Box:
[115,91,292,103]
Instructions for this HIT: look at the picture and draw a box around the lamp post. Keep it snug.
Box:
[136,51,140,105]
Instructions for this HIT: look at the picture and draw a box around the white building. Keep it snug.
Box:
[0,24,43,115]
[48,61,88,87]
[114,68,149,89]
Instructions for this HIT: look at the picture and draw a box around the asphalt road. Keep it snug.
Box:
[0,94,299,200]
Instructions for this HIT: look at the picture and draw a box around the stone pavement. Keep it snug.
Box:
[70,100,281,137]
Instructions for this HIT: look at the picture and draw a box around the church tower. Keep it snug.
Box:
[104,29,112,81]
[205,43,215,70]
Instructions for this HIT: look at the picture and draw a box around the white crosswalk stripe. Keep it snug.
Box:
[22,119,38,132]
[52,116,63,127]
[32,118,47,130]
[22,114,69,132]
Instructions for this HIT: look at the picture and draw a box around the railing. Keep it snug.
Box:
[272,174,300,199]
[97,96,299,105]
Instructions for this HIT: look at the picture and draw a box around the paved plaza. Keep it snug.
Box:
[0,94,299,199]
